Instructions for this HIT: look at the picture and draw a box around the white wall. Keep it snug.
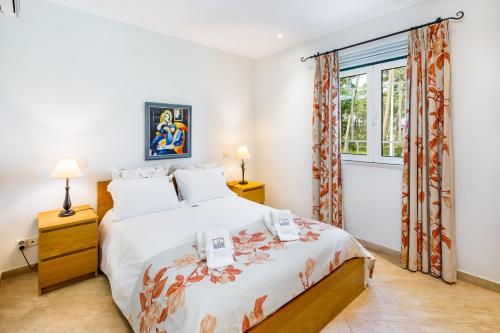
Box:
[255,0,500,283]
[0,0,255,273]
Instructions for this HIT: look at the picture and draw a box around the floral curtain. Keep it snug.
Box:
[401,21,457,282]
[312,52,343,228]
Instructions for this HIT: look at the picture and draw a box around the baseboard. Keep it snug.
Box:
[0,263,38,281]
[357,237,500,293]
[356,238,400,266]
[457,270,500,293]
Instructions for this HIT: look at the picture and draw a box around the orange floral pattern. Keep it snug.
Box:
[329,250,342,273]
[200,314,217,333]
[299,258,315,290]
[138,258,243,332]
[312,52,343,228]
[138,265,169,333]
[130,219,373,332]
[242,295,267,332]
[401,20,457,283]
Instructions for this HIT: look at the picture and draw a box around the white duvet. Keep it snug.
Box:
[100,196,274,314]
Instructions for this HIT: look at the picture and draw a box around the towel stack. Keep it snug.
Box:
[196,230,234,269]
[263,209,300,241]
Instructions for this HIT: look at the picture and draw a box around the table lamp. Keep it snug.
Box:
[236,145,251,185]
[51,159,82,217]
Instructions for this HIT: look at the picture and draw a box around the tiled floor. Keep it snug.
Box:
[0,253,499,333]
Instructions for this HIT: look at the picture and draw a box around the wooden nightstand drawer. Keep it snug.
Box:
[39,220,97,260]
[242,187,265,204]
[227,181,265,204]
[38,247,97,289]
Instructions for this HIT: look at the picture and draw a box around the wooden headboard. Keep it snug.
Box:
[97,180,112,222]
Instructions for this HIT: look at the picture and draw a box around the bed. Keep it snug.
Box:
[97,180,373,333]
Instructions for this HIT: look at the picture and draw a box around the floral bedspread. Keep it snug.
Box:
[128,217,374,333]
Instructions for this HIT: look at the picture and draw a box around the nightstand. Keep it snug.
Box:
[38,205,98,295]
[227,181,265,204]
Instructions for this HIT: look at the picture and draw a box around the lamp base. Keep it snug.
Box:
[238,181,248,185]
[58,209,75,217]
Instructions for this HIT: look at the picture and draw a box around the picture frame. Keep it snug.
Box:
[145,102,192,160]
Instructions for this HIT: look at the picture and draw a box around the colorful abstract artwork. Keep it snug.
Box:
[145,102,191,160]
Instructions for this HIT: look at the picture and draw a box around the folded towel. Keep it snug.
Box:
[270,209,299,241]
[204,230,234,269]
[196,229,235,260]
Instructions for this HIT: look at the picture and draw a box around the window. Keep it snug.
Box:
[340,73,368,155]
[339,59,407,164]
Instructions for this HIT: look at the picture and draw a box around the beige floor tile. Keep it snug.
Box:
[347,319,422,333]
[0,314,16,332]
[320,314,351,333]
[0,319,44,333]
[0,298,35,318]
[342,294,410,323]
[418,322,500,333]
[35,285,108,315]
[72,313,132,333]
[480,322,500,331]
[350,286,398,307]
[89,295,123,316]
[405,306,482,324]
[342,308,410,323]
[2,306,87,331]
[40,323,76,333]
[469,307,500,323]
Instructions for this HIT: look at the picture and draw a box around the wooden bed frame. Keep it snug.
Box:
[97,180,365,332]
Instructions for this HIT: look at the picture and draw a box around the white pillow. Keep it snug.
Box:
[111,164,170,180]
[174,167,235,204]
[107,176,180,221]
[168,163,218,200]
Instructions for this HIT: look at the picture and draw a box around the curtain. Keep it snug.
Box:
[401,21,457,282]
[312,53,343,228]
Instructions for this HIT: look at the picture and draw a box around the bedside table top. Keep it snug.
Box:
[227,181,264,191]
[38,205,98,231]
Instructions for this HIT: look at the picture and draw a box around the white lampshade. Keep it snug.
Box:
[51,159,83,179]
[236,145,251,160]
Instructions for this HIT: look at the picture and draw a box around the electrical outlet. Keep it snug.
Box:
[16,236,38,249]
[26,236,38,247]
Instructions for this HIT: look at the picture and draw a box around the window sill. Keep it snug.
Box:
[341,160,403,170]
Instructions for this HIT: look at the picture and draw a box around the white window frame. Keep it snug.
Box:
[339,67,373,163]
[340,58,406,165]
[373,59,406,165]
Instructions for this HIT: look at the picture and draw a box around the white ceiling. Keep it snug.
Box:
[45,0,422,58]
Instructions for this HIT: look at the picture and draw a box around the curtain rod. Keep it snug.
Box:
[300,11,464,62]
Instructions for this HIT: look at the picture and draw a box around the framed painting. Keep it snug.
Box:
[145,102,192,160]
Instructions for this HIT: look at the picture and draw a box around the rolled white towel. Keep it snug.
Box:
[196,230,207,260]
[262,212,277,236]
[270,209,299,241]
[204,230,234,269]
